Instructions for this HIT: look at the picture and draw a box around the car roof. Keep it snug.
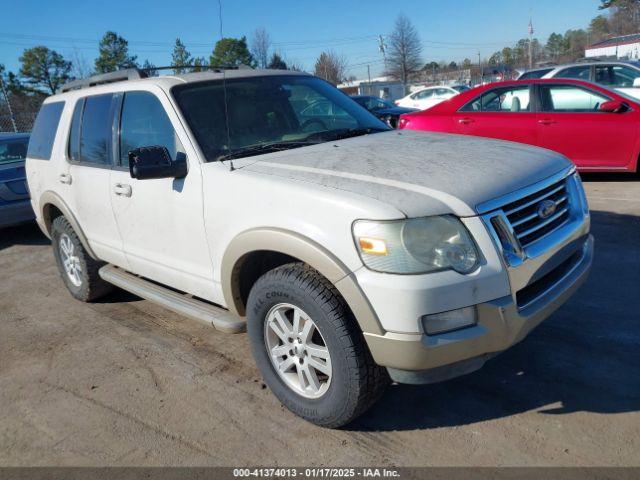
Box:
[0,132,30,140]
[549,60,640,70]
[46,68,311,103]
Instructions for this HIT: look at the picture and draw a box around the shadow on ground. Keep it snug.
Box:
[350,209,640,432]
[0,222,49,251]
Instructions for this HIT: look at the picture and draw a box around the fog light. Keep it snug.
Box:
[422,306,477,335]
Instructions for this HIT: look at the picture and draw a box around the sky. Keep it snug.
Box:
[0,0,603,80]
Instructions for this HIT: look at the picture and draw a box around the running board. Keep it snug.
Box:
[98,265,246,334]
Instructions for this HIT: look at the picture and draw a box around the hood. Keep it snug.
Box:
[375,106,419,115]
[240,130,572,218]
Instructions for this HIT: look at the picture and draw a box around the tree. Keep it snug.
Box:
[488,52,502,66]
[564,29,588,58]
[386,14,422,86]
[546,33,567,60]
[71,49,91,79]
[142,59,158,76]
[251,28,271,69]
[210,37,254,67]
[172,38,193,74]
[448,61,458,70]
[600,0,640,35]
[501,47,514,66]
[589,15,611,43]
[19,46,72,94]
[267,53,287,70]
[192,57,208,72]
[314,51,347,85]
[95,31,138,73]
[461,58,472,69]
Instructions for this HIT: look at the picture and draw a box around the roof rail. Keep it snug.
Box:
[59,68,148,93]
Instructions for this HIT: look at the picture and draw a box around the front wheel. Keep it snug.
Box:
[246,263,389,428]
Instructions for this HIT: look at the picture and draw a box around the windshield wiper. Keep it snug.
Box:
[214,140,318,163]
[309,127,388,142]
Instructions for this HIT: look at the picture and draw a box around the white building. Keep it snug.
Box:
[337,76,406,101]
[585,34,640,60]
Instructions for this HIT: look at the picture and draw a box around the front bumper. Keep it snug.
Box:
[0,200,35,229]
[364,235,593,378]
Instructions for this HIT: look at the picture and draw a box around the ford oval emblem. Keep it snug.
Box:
[537,199,557,219]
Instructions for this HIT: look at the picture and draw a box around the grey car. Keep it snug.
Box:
[0,132,33,228]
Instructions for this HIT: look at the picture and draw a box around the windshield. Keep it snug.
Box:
[172,75,389,162]
[0,137,29,165]
[354,96,394,111]
[518,68,553,80]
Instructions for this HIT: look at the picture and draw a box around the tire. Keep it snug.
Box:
[51,216,113,302]
[246,262,389,428]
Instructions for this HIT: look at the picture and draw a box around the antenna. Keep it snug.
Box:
[218,0,235,171]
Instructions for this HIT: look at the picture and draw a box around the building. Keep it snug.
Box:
[337,76,406,101]
[585,33,640,60]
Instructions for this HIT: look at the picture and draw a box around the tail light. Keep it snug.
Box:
[398,116,410,129]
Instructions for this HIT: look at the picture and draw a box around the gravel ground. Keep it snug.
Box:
[0,175,638,467]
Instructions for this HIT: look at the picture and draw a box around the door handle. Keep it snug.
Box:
[458,117,474,125]
[59,173,72,185]
[538,119,557,125]
[113,183,132,197]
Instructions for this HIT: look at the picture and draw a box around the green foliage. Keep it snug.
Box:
[267,53,287,70]
[95,31,138,73]
[172,38,193,74]
[142,59,158,77]
[19,46,72,94]
[209,37,255,67]
[192,57,208,72]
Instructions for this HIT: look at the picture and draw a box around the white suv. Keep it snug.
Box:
[26,68,593,427]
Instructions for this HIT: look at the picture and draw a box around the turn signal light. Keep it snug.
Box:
[358,237,388,256]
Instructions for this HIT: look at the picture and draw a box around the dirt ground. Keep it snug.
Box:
[0,175,638,467]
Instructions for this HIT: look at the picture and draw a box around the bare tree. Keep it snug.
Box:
[251,28,271,69]
[71,49,91,79]
[313,51,347,85]
[386,14,422,88]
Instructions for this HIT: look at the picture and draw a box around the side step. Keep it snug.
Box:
[98,265,246,334]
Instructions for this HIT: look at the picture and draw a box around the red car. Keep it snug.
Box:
[399,79,640,173]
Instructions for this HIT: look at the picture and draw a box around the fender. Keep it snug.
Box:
[38,190,99,260]
[221,227,385,336]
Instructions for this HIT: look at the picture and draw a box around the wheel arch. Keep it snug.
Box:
[38,190,98,260]
[221,228,384,336]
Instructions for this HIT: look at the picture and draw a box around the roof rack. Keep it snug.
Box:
[59,68,147,93]
[59,64,252,93]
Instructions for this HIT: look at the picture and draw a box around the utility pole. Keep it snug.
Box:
[528,17,534,69]
[0,75,18,133]
[478,51,482,84]
[367,64,371,95]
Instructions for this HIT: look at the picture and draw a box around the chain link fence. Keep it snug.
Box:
[0,88,44,133]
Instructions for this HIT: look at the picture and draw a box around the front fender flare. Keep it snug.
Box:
[220,228,384,336]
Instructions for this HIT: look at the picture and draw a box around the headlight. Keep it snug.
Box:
[572,173,590,216]
[353,216,479,274]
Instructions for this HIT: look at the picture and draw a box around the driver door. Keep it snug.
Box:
[536,84,637,169]
[109,88,216,301]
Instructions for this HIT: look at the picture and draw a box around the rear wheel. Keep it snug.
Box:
[51,216,113,302]
[246,262,389,428]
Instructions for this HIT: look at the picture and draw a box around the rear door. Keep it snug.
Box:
[453,84,538,146]
[66,94,129,267]
[536,83,637,169]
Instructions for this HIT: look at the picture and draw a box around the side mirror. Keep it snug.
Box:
[128,146,187,180]
[633,78,640,88]
[599,100,627,113]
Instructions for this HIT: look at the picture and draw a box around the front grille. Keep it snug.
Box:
[501,178,570,248]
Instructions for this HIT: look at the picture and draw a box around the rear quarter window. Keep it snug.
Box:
[27,101,65,160]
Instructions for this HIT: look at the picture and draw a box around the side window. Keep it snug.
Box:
[0,138,29,164]
[119,91,184,166]
[417,89,434,99]
[67,99,83,162]
[595,65,640,87]
[79,94,114,165]
[460,86,531,112]
[27,101,65,160]
[518,68,552,80]
[555,66,591,80]
[540,85,610,112]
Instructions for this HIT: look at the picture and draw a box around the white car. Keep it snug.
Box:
[518,61,640,100]
[395,85,468,110]
[26,68,592,428]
